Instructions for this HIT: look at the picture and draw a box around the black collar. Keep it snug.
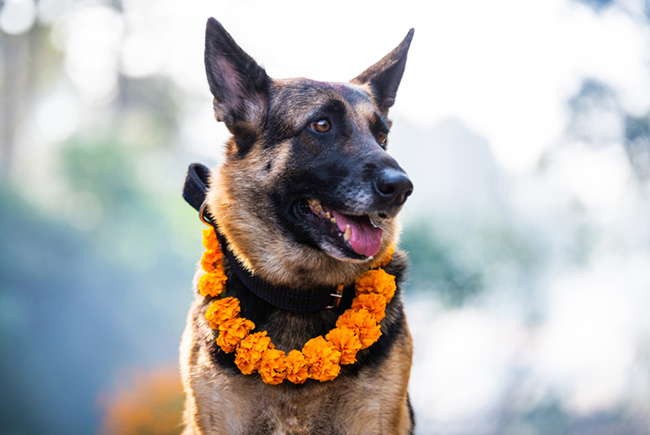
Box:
[182,163,344,313]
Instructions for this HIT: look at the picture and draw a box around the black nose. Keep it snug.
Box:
[374,168,413,207]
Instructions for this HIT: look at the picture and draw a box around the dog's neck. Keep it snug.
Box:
[214,228,346,311]
[183,163,344,312]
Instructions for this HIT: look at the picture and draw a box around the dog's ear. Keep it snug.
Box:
[351,29,414,114]
[204,18,269,143]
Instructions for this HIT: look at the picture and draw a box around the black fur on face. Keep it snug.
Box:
[205,18,414,278]
[204,17,270,157]
[186,20,415,434]
[260,79,411,260]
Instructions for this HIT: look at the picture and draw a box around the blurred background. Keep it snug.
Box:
[2,0,650,433]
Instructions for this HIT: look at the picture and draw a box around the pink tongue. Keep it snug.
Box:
[330,210,383,257]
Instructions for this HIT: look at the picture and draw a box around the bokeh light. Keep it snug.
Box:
[2,0,650,433]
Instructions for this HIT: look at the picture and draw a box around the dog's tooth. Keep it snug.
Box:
[343,225,351,242]
[314,204,324,213]
[323,212,331,219]
[330,217,337,224]
[369,213,385,229]
[307,198,320,207]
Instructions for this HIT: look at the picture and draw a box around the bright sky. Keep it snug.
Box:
[5,0,648,174]
[166,0,650,174]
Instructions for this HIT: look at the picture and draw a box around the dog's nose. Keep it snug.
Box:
[374,167,413,207]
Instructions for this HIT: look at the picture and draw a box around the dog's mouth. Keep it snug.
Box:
[296,198,389,260]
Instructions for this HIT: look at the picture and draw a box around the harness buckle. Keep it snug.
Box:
[326,285,345,309]
[199,200,213,226]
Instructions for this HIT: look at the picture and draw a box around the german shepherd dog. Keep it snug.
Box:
[180,18,415,434]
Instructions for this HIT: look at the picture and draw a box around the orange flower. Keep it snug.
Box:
[194,227,400,384]
[302,336,341,382]
[354,268,397,303]
[201,249,222,272]
[217,317,255,353]
[325,327,362,365]
[234,332,273,375]
[202,228,220,251]
[205,297,240,328]
[336,308,382,349]
[373,244,395,268]
[351,293,387,322]
[285,350,308,384]
[258,348,287,385]
[198,269,227,297]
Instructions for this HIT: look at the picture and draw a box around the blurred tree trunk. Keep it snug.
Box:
[0,32,30,176]
[1,24,58,178]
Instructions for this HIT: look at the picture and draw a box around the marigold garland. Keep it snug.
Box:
[198,267,227,297]
[201,249,222,272]
[351,293,387,322]
[198,228,397,384]
[202,227,219,249]
[235,331,273,375]
[302,336,342,382]
[355,268,397,303]
[205,297,240,329]
[259,347,287,385]
[216,317,254,353]
[325,327,362,364]
[335,308,382,349]
[372,244,395,269]
[285,350,308,384]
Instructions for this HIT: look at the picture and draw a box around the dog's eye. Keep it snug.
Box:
[310,119,331,133]
[377,131,387,146]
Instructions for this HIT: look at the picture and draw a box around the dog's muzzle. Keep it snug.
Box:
[373,167,413,208]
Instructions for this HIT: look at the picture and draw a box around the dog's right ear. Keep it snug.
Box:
[204,18,269,144]
[351,29,414,115]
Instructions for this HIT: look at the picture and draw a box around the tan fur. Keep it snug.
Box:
[208,153,400,289]
[206,79,400,289]
[180,267,413,435]
[181,19,414,434]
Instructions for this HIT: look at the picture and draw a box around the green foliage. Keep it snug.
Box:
[401,219,483,306]
[401,216,543,307]
[0,132,199,432]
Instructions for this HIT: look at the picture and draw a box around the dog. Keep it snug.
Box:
[180,17,415,434]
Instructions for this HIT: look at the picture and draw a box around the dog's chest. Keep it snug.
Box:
[217,376,352,434]
[244,389,318,434]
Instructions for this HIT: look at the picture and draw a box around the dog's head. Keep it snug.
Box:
[204,18,413,288]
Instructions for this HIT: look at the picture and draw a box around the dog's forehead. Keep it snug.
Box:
[323,81,369,103]
[271,78,375,116]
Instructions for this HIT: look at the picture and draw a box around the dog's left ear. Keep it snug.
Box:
[351,29,414,114]
[204,18,269,144]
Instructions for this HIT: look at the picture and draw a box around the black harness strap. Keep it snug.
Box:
[182,163,344,313]
[183,163,213,223]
